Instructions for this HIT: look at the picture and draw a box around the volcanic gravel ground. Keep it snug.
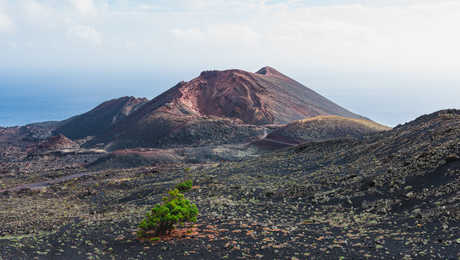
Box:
[1,110,460,259]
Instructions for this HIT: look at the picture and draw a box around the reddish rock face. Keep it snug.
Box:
[33,134,80,153]
[174,69,274,124]
[138,66,363,125]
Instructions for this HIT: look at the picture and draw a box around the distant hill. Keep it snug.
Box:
[55,96,148,140]
[256,115,390,149]
[0,121,62,145]
[29,134,80,155]
[89,67,369,149]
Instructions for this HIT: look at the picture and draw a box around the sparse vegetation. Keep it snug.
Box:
[1,110,459,259]
[137,188,198,237]
[175,180,193,192]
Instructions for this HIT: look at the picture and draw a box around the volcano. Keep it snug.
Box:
[79,66,371,150]
[133,66,363,125]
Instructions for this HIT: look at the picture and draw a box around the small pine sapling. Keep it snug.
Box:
[138,188,198,237]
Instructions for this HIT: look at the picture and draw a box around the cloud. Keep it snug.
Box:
[161,1,456,74]
[171,28,204,41]
[23,0,49,17]
[171,24,259,46]
[69,0,97,15]
[0,12,12,32]
[0,0,459,75]
[67,25,102,46]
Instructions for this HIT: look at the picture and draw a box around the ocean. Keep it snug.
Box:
[0,70,178,127]
[0,95,104,127]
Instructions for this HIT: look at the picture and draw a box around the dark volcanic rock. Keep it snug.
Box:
[0,110,459,260]
[257,115,390,149]
[36,134,80,151]
[0,121,60,144]
[54,96,148,140]
[19,121,61,141]
[27,134,80,156]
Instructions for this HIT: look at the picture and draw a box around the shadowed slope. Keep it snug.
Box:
[55,96,148,140]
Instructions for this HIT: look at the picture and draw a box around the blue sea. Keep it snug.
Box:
[0,95,105,127]
[0,70,184,127]
[0,69,191,127]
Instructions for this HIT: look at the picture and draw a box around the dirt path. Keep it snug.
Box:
[259,137,297,147]
[0,172,95,193]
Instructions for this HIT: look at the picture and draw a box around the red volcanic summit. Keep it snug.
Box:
[81,66,369,150]
[133,66,363,124]
[255,66,285,76]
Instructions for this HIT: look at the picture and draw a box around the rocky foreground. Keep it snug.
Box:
[0,110,459,259]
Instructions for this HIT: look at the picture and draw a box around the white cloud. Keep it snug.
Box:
[67,25,102,46]
[23,0,49,17]
[208,24,260,46]
[0,0,459,75]
[171,28,204,41]
[69,0,97,15]
[0,12,12,32]
[171,24,259,46]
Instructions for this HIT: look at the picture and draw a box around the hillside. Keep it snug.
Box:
[55,96,148,140]
[29,134,80,155]
[163,66,364,124]
[0,109,458,259]
[257,115,390,148]
[0,121,62,144]
[0,127,19,143]
[92,67,367,149]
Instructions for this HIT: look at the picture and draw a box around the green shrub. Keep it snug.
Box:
[138,188,198,237]
[175,180,193,192]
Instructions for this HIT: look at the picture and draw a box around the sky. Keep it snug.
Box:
[0,0,459,126]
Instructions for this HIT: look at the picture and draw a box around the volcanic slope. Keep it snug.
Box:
[0,110,458,259]
[55,96,148,140]
[94,67,367,149]
[33,134,80,153]
[257,115,391,149]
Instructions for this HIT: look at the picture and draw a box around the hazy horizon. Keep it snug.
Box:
[1,0,459,127]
